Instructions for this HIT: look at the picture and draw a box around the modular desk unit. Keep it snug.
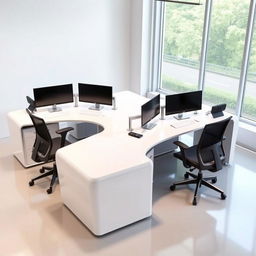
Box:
[8,91,238,236]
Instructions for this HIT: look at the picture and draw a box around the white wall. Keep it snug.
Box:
[130,0,153,96]
[0,0,131,138]
[130,0,143,95]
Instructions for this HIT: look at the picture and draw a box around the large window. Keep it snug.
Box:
[161,3,204,93]
[154,0,256,123]
[242,22,256,121]
[204,0,250,114]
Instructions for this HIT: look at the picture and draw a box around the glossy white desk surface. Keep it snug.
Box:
[57,116,230,180]
[8,90,236,180]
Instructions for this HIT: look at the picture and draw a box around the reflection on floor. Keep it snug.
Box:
[0,137,255,256]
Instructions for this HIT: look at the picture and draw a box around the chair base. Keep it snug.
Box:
[39,166,53,173]
[170,170,226,205]
[29,164,58,194]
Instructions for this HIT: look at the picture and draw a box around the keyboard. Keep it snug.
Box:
[171,119,196,129]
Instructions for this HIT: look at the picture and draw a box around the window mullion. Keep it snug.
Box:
[151,2,165,92]
[236,0,256,118]
[198,0,213,91]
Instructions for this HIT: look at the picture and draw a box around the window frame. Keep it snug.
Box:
[151,0,256,125]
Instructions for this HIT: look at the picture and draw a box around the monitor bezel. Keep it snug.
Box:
[78,83,113,106]
[165,90,202,116]
[141,94,160,127]
[33,84,74,108]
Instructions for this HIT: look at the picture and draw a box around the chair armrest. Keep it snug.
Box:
[173,141,191,168]
[56,127,74,147]
[198,144,223,171]
[56,127,74,134]
[173,141,189,150]
[211,144,223,171]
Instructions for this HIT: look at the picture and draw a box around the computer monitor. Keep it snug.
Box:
[33,84,73,112]
[141,94,160,130]
[78,83,113,110]
[165,91,202,119]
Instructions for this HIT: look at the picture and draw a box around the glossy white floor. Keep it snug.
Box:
[0,137,256,256]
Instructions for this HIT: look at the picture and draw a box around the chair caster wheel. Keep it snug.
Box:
[212,177,217,184]
[221,193,226,200]
[184,173,189,179]
[192,198,197,205]
[47,188,52,194]
[29,180,34,186]
[39,168,45,173]
[170,185,176,191]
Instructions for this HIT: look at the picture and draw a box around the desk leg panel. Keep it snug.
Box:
[7,114,25,165]
[56,154,153,236]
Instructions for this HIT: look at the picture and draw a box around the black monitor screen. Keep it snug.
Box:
[78,83,113,106]
[33,84,73,107]
[141,94,160,127]
[165,91,202,115]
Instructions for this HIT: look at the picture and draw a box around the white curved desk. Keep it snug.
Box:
[7,91,238,236]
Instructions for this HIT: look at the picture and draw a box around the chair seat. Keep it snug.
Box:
[49,138,71,161]
[173,145,216,172]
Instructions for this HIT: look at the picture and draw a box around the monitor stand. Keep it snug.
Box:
[143,122,157,130]
[89,103,103,111]
[174,113,190,120]
[49,104,62,112]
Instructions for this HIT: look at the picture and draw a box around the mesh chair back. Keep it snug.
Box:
[198,117,231,150]
[26,109,52,162]
[197,117,232,170]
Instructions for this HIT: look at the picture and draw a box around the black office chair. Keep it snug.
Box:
[26,109,74,194]
[170,117,232,205]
